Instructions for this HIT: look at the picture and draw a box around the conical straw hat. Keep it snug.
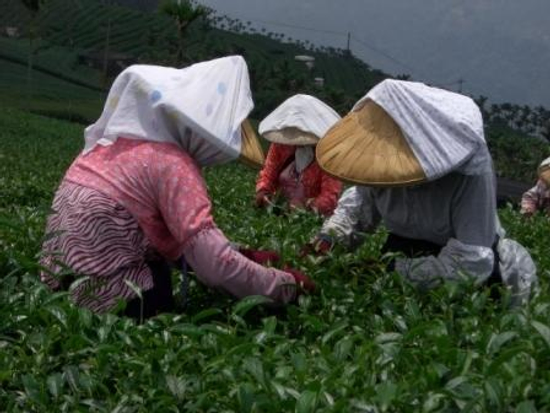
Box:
[259,94,340,146]
[239,119,265,169]
[540,169,550,186]
[316,100,427,186]
[263,127,319,146]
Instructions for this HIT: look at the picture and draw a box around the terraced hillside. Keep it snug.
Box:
[0,0,385,122]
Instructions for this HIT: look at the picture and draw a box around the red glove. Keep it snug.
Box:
[299,236,333,257]
[255,191,271,208]
[239,248,281,265]
[283,266,316,294]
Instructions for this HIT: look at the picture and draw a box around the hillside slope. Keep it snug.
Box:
[0,0,385,122]
[1,0,547,181]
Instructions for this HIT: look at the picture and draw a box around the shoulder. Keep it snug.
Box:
[142,141,202,176]
[113,139,204,186]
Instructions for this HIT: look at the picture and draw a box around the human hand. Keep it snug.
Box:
[239,248,281,265]
[299,235,333,257]
[283,266,316,294]
[303,198,320,214]
[255,191,271,208]
[289,198,305,212]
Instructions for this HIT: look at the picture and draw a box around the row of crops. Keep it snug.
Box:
[0,0,175,54]
[0,0,387,123]
[2,103,550,410]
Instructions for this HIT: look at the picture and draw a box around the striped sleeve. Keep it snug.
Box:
[521,180,545,215]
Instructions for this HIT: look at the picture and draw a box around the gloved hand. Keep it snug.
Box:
[283,266,316,294]
[255,191,271,208]
[299,235,333,257]
[289,198,305,211]
[520,210,534,219]
[239,248,281,265]
[305,198,319,214]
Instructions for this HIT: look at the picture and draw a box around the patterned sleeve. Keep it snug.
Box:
[256,143,294,194]
[183,227,297,303]
[520,180,544,215]
[320,186,381,247]
[153,151,215,254]
[153,150,297,303]
[311,171,343,216]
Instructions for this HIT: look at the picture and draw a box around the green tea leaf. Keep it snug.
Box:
[232,295,274,317]
[295,390,318,413]
[531,320,550,348]
[47,373,64,399]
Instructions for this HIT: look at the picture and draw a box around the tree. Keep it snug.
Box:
[159,0,211,65]
[542,120,550,143]
[475,95,489,120]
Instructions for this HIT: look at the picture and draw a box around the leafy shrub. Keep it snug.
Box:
[2,109,550,411]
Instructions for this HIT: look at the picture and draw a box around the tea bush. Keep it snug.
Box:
[1,108,550,411]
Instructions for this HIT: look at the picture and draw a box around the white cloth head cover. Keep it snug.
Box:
[83,55,254,167]
[295,146,315,174]
[258,94,341,141]
[353,79,490,180]
[539,156,550,171]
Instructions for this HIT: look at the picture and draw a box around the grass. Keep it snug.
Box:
[487,125,550,183]
[0,58,104,122]
[1,108,550,411]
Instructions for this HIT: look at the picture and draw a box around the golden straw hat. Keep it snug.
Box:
[263,127,319,146]
[316,100,427,186]
[239,119,265,169]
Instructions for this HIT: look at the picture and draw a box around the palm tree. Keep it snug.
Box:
[159,0,210,65]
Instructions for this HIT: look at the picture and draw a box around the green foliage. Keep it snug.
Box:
[0,0,385,122]
[488,126,550,182]
[158,0,211,65]
[159,0,210,24]
[2,107,550,410]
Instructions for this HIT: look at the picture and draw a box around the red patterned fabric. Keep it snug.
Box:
[41,182,156,313]
[256,143,342,216]
[65,137,213,261]
[521,179,550,216]
[41,138,299,312]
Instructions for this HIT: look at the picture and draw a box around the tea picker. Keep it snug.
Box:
[40,56,315,319]
[255,94,343,216]
[305,79,537,305]
[520,156,550,217]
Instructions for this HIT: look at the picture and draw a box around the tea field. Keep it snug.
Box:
[2,108,550,412]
